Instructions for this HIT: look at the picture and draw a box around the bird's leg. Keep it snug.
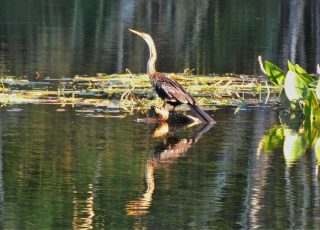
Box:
[154,107,169,121]
[152,102,174,122]
[164,103,175,112]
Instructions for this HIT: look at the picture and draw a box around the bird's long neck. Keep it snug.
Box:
[145,38,157,75]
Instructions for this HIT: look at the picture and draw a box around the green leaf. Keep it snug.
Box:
[284,70,308,101]
[316,79,320,100]
[289,62,314,84]
[304,91,320,122]
[303,92,320,145]
[299,73,315,84]
[264,61,285,86]
[310,91,320,119]
[309,80,318,88]
[287,60,295,72]
[294,64,307,74]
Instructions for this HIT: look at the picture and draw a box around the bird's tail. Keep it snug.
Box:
[188,104,215,124]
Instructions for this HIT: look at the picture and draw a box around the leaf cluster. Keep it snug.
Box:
[263,60,320,122]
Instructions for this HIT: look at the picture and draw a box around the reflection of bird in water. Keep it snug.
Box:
[125,159,155,217]
[129,29,215,124]
[126,122,213,216]
[152,123,213,163]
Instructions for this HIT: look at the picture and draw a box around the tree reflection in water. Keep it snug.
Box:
[126,122,213,216]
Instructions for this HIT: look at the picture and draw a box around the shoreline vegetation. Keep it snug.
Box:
[0,73,279,110]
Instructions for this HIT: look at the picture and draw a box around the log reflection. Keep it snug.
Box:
[126,122,212,216]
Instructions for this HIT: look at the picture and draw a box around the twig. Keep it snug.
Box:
[125,68,135,90]
[258,55,267,75]
[120,69,136,103]
[214,79,224,86]
[264,80,270,104]
[224,80,233,86]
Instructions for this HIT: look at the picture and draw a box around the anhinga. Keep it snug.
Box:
[129,29,215,124]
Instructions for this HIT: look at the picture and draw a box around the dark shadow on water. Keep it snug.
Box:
[125,122,213,217]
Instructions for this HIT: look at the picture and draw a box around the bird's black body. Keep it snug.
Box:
[129,29,215,123]
[150,72,194,106]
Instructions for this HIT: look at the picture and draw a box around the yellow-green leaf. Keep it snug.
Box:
[284,71,308,101]
[264,61,285,86]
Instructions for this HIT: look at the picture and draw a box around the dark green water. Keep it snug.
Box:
[0,104,319,229]
[1,0,320,228]
[0,0,319,77]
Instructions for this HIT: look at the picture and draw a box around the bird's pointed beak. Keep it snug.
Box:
[129,29,143,37]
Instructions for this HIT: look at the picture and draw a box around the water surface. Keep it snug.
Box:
[0,0,319,78]
[0,104,319,229]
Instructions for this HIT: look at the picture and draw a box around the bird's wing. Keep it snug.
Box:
[153,74,195,104]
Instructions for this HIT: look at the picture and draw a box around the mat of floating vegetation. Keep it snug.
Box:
[0,73,280,109]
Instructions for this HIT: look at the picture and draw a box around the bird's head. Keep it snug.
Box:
[129,29,157,74]
[129,29,153,43]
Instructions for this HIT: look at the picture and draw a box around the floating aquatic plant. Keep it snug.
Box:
[0,73,278,110]
[259,56,320,122]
